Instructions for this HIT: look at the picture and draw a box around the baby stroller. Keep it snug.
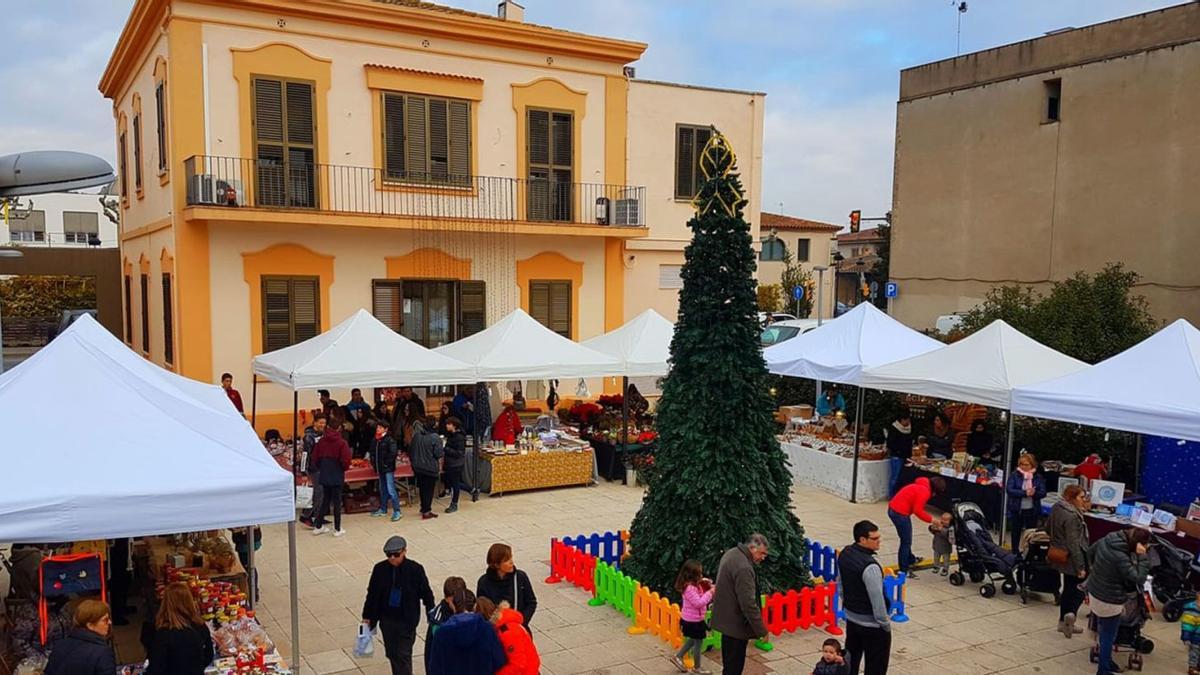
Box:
[1016,529,1062,605]
[1148,534,1200,622]
[947,501,1021,598]
[1088,591,1155,672]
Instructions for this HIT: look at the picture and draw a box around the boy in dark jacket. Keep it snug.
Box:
[362,536,435,675]
[409,417,445,520]
[424,576,467,672]
[426,589,506,675]
[442,417,469,514]
[370,419,402,521]
[300,415,328,525]
[312,426,351,536]
[813,637,850,675]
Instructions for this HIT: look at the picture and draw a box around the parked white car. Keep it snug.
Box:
[760,318,823,346]
[935,313,964,334]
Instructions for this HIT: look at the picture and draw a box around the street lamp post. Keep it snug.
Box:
[0,249,26,375]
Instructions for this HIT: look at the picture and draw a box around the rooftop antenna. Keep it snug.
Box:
[955,1,968,55]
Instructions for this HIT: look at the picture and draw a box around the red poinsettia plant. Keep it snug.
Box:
[636,430,658,445]
[569,402,603,426]
[597,394,624,409]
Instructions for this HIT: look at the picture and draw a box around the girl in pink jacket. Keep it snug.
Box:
[672,560,715,674]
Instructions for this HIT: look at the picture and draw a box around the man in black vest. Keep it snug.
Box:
[838,520,891,675]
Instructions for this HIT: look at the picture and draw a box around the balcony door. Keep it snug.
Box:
[527,108,573,222]
[372,279,487,348]
[252,77,317,208]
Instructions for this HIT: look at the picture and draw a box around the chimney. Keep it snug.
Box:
[497,0,524,22]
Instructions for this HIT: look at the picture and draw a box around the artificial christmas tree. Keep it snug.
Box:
[624,130,811,596]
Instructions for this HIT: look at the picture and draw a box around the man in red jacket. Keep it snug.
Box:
[887,476,946,578]
[312,426,352,537]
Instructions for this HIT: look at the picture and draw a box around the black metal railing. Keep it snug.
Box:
[184,155,646,227]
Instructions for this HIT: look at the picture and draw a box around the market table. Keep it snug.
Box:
[780,439,890,502]
[1085,512,1200,557]
[483,449,594,495]
[589,440,649,483]
[895,464,1005,526]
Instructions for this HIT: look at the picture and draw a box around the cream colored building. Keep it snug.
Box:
[100,0,764,429]
[755,212,838,319]
[890,2,1200,329]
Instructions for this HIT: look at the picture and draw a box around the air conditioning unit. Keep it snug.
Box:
[189,174,219,205]
[613,198,640,226]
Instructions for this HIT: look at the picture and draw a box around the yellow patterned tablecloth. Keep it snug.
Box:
[484,449,594,495]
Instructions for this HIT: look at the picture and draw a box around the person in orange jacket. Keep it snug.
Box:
[475,597,540,675]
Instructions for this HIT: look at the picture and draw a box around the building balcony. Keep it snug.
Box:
[183,155,648,238]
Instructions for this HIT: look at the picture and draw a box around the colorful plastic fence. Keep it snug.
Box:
[832,569,909,624]
[807,539,840,582]
[547,533,874,662]
[561,530,627,569]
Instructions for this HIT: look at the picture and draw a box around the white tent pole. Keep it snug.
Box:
[850,386,865,503]
[288,520,300,669]
[999,411,1015,545]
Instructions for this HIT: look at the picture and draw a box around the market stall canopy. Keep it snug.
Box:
[0,315,240,418]
[763,302,943,385]
[434,309,621,380]
[0,316,294,542]
[858,319,1088,409]
[581,309,674,377]
[253,309,477,389]
[1012,319,1200,442]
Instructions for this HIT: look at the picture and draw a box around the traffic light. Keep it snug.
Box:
[849,210,861,233]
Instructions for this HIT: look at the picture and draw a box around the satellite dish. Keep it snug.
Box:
[0,151,116,197]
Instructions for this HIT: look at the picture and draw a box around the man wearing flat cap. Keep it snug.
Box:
[361,536,434,675]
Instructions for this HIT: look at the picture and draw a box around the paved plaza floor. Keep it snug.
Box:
[249,482,1187,674]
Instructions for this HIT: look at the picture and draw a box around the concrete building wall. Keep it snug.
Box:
[1,192,119,248]
[891,4,1200,329]
[755,230,836,319]
[625,79,765,321]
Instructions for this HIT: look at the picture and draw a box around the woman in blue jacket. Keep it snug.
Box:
[1005,452,1046,554]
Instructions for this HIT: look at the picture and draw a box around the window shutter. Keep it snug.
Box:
[529,281,550,328]
[405,95,428,181]
[292,278,320,343]
[459,280,486,338]
[124,276,133,342]
[155,82,167,171]
[140,274,150,352]
[162,274,174,364]
[428,98,449,182]
[448,100,470,185]
[528,109,549,167]
[383,93,405,180]
[551,113,572,168]
[262,277,293,352]
[253,79,284,143]
[119,132,128,198]
[132,115,143,189]
[372,280,403,332]
[675,126,693,199]
[285,81,314,145]
[549,281,571,338]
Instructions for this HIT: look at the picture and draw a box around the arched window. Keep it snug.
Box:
[760,238,787,262]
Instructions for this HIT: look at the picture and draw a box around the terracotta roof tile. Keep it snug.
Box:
[760,212,841,233]
[836,229,887,243]
[363,63,484,82]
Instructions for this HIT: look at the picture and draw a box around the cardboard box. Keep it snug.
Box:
[778,404,813,420]
[1175,517,1200,540]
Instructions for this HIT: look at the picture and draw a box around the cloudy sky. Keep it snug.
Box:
[0,0,1177,224]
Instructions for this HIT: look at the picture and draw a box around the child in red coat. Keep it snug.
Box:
[476,598,540,675]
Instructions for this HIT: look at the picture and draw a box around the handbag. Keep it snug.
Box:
[1047,545,1070,567]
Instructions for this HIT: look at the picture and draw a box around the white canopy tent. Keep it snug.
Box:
[859,319,1088,409]
[860,320,1088,536]
[1012,319,1200,442]
[764,302,943,385]
[0,315,302,666]
[434,308,621,380]
[763,302,945,501]
[581,309,674,378]
[252,309,477,390]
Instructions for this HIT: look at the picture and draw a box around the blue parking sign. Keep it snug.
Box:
[885,282,899,298]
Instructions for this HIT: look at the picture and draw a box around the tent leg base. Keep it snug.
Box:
[471,489,480,503]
